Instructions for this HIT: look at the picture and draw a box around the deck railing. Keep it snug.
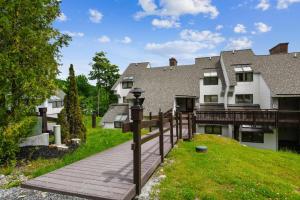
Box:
[196,110,300,127]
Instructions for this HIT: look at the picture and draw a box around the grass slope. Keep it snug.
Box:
[154,134,300,200]
[0,116,132,187]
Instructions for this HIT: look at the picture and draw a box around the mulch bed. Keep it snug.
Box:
[17,143,79,161]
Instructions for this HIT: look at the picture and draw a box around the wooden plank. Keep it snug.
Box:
[22,127,184,200]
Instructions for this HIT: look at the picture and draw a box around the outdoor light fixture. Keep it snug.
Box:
[130,88,144,106]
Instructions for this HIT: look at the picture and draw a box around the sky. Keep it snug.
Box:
[54,0,300,82]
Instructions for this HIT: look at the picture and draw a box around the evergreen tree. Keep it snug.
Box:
[65,64,86,142]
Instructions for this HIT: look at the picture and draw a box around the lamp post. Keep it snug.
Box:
[129,88,144,195]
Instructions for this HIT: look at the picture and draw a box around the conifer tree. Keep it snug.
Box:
[65,64,86,141]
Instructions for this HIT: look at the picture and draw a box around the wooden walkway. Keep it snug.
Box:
[22,128,186,200]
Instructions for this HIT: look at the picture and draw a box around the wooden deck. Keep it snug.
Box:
[22,128,184,200]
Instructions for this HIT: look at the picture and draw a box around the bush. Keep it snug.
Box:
[57,108,70,143]
[0,116,37,165]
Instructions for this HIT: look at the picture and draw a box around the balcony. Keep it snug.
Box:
[195,110,300,127]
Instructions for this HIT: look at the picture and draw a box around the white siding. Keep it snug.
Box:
[228,74,260,104]
[240,129,278,151]
[199,78,224,104]
[115,83,131,103]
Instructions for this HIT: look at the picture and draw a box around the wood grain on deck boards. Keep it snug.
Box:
[22,128,179,200]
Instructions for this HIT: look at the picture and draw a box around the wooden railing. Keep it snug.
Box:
[122,107,195,196]
[196,110,300,127]
[122,108,177,195]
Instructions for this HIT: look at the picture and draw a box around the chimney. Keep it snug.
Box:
[269,43,289,55]
[169,57,177,66]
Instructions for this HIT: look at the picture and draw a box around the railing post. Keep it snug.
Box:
[179,112,183,139]
[188,113,192,141]
[92,112,97,128]
[149,112,152,132]
[39,107,47,133]
[170,114,174,147]
[159,111,164,163]
[130,88,144,195]
[192,114,196,137]
[175,112,179,139]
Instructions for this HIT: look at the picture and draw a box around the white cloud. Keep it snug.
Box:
[62,31,84,37]
[254,22,272,33]
[226,37,252,50]
[138,0,157,12]
[120,36,132,44]
[277,0,300,9]
[135,0,219,19]
[57,12,67,22]
[89,9,103,23]
[145,29,225,57]
[215,25,223,30]
[180,29,225,44]
[234,24,247,33]
[98,35,110,43]
[152,18,180,28]
[146,40,211,56]
[256,0,270,11]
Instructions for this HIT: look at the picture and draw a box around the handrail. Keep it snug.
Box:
[195,109,300,127]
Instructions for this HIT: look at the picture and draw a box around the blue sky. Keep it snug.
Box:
[55,0,300,82]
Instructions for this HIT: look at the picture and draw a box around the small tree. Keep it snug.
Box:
[65,64,86,142]
[89,52,120,116]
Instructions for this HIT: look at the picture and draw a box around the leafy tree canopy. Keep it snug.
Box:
[0,0,70,126]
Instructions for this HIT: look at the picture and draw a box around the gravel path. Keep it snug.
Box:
[0,187,86,200]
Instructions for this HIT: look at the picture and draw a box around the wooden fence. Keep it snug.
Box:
[122,104,195,195]
[196,109,300,127]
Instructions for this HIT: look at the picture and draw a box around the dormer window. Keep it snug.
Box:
[122,76,133,89]
[203,72,218,85]
[235,66,253,82]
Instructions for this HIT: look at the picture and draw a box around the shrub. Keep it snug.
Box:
[57,108,70,143]
[0,116,37,165]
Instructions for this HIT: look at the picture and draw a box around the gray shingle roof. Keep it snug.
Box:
[253,53,300,96]
[125,64,203,114]
[221,49,300,96]
[100,104,129,124]
[221,49,255,86]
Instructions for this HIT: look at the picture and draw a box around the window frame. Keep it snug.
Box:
[236,72,253,82]
[122,81,133,89]
[205,126,222,135]
[52,100,64,108]
[241,132,264,143]
[203,76,218,85]
[235,94,253,104]
[204,95,218,103]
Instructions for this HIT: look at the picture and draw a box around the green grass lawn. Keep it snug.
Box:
[0,116,133,188]
[153,134,300,200]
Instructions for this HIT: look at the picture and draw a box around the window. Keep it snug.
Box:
[52,101,63,108]
[235,94,253,104]
[122,81,133,89]
[204,95,218,103]
[235,66,253,82]
[114,114,128,128]
[123,97,128,103]
[203,72,218,85]
[236,72,253,82]
[205,126,222,135]
[241,132,264,143]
